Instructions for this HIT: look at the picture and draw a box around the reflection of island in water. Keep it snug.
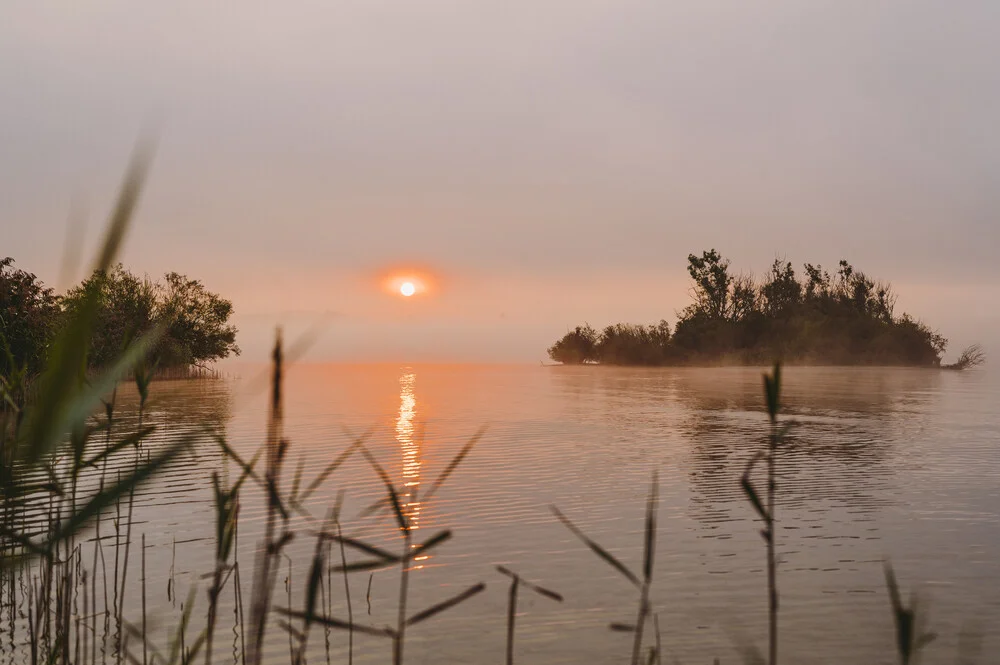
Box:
[549,366,943,524]
[676,367,942,521]
[395,370,430,569]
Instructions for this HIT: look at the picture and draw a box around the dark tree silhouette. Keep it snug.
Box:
[549,250,959,368]
[0,258,60,375]
[61,265,240,370]
[547,325,598,364]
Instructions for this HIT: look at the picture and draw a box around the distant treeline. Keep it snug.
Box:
[1,257,239,377]
[548,250,950,367]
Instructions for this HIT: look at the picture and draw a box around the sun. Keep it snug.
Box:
[379,268,435,298]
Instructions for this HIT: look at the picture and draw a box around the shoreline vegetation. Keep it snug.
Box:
[548,250,985,370]
[1,258,239,388]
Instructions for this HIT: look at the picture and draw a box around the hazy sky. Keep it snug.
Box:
[2,1,998,362]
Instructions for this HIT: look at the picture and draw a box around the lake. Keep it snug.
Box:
[11,364,998,665]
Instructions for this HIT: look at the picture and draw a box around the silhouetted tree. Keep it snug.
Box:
[596,321,671,365]
[803,263,831,300]
[730,274,759,323]
[547,325,598,364]
[158,272,239,367]
[686,250,732,319]
[548,251,952,367]
[62,265,159,368]
[61,266,239,370]
[0,258,60,375]
[760,260,802,317]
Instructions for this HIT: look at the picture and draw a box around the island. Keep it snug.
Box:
[547,250,983,368]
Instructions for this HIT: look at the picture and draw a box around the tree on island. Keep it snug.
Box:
[548,250,964,367]
[547,325,598,364]
[2,258,239,376]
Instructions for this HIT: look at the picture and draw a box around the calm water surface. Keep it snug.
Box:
[58,365,1000,664]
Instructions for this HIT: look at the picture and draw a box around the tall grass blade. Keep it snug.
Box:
[405,583,486,626]
[319,535,398,562]
[763,363,781,422]
[506,576,519,665]
[53,435,193,546]
[419,426,486,504]
[550,506,639,588]
[82,426,156,470]
[643,471,658,582]
[740,453,767,522]
[357,444,408,531]
[496,567,563,602]
[93,142,153,273]
[407,529,452,560]
[273,608,393,638]
[299,436,368,503]
[335,521,354,665]
[18,146,154,467]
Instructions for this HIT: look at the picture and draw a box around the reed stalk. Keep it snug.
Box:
[496,566,562,665]
[741,363,783,665]
[141,533,147,665]
[336,522,353,665]
[245,334,288,665]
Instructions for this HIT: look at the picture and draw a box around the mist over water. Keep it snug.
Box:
[13,364,993,665]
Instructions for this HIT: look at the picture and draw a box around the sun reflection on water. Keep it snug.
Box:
[396,370,429,568]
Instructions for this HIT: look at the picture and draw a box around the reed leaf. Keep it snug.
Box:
[643,471,658,583]
[329,559,400,574]
[357,444,408,531]
[763,363,782,422]
[408,529,452,560]
[496,566,563,602]
[741,452,768,521]
[551,506,640,588]
[405,583,486,626]
[213,434,264,487]
[305,552,324,624]
[52,434,194,546]
[419,426,486,504]
[299,435,367,503]
[274,608,393,638]
[319,535,398,563]
[82,426,156,469]
[20,322,164,468]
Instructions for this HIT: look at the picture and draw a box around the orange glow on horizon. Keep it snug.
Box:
[378,266,439,298]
